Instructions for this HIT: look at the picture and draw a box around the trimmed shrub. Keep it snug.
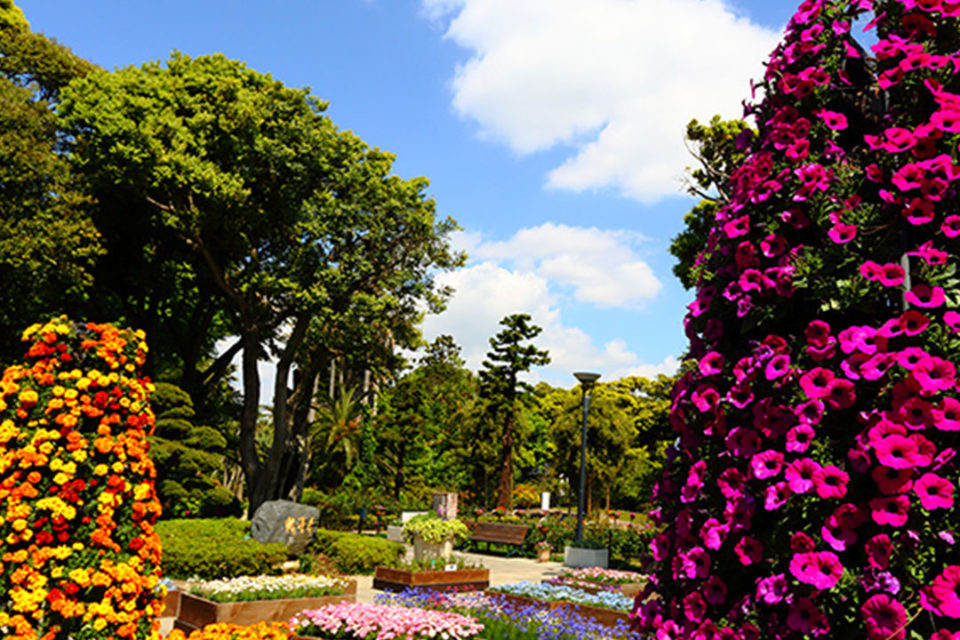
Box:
[311,529,404,574]
[157,518,288,579]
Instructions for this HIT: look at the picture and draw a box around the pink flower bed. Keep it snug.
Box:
[289,602,483,640]
[637,1,960,639]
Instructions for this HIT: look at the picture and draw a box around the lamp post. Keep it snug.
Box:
[573,371,600,545]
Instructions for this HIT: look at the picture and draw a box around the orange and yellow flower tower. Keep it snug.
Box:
[0,317,163,640]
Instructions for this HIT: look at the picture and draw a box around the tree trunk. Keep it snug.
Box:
[393,440,406,500]
[496,412,514,509]
[240,328,263,519]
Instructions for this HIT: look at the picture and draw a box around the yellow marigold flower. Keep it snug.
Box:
[76,378,90,391]
[72,449,87,463]
[72,542,84,551]
[18,389,38,407]
[50,458,63,471]
[52,385,65,397]
[93,617,107,631]
[93,464,108,476]
[64,388,78,400]
[11,519,26,532]
[112,462,125,473]
[69,568,90,587]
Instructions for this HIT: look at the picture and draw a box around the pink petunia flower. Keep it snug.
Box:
[786,424,815,452]
[943,215,960,238]
[683,591,707,623]
[931,566,960,617]
[735,536,763,565]
[871,465,913,495]
[800,367,835,399]
[944,310,960,333]
[699,351,726,376]
[861,594,908,640]
[875,435,921,469]
[786,457,821,494]
[912,355,956,394]
[899,309,931,335]
[865,534,892,569]
[814,464,849,499]
[755,573,787,604]
[787,597,824,634]
[703,575,727,606]
[825,378,856,409]
[790,551,844,589]
[717,468,746,499]
[914,472,954,510]
[905,284,946,308]
[933,396,960,430]
[870,495,911,527]
[751,450,784,479]
[795,399,825,425]
[764,482,792,511]
[828,223,857,243]
[681,547,711,579]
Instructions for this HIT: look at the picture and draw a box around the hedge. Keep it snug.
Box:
[311,529,404,574]
[158,518,288,579]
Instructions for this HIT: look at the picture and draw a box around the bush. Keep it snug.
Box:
[157,518,288,579]
[311,528,404,574]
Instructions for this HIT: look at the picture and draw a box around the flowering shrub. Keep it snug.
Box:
[640,1,959,639]
[0,317,163,640]
[186,574,350,603]
[490,581,635,612]
[289,601,483,640]
[167,622,291,640]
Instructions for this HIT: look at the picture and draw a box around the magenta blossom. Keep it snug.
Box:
[735,536,763,565]
[915,472,954,510]
[756,573,787,604]
[790,550,844,589]
[930,566,960,618]
[905,284,946,308]
[814,464,849,499]
[861,594,908,640]
[750,450,785,479]
[870,495,911,527]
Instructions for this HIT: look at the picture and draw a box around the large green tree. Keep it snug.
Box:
[478,314,550,509]
[0,0,100,361]
[58,52,463,516]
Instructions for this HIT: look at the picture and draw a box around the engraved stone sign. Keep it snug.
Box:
[250,500,319,554]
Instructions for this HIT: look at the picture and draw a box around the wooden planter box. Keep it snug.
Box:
[175,581,356,632]
[373,567,489,592]
[560,602,632,627]
[160,589,181,617]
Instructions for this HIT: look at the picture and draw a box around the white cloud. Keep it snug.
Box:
[423,0,780,202]
[470,223,661,308]
[419,224,677,385]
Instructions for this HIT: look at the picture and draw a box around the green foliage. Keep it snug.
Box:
[310,529,404,574]
[156,518,288,579]
[372,335,479,501]
[401,514,470,544]
[672,116,752,289]
[58,51,464,516]
[149,382,238,518]
[0,1,101,363]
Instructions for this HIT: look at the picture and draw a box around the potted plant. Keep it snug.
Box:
[401,514,469,562]
[535,540,552,563]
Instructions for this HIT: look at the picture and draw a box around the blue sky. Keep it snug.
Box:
[22,0,798,387]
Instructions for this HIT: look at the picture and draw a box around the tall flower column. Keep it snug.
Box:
[0,318,163,640]
[638,2,959,639]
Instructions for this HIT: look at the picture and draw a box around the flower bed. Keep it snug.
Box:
[381,588,641,639]
[544,567,647,597]
[486,581,633,627]
[489,581,634,612]
[289,601,483,640]
[176,575,356,631]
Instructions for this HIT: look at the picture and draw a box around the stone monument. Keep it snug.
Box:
[250,500,320,554]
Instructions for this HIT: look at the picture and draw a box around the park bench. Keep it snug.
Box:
[469,522,529,557]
